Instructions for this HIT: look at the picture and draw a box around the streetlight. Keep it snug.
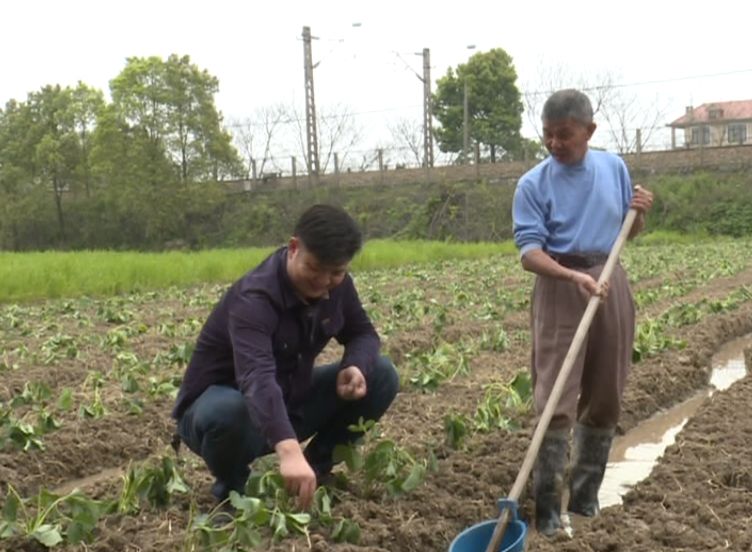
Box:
[463,44,476,164]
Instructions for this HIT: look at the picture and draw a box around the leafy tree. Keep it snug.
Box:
[0,85,93,244]
[109,54,242,185]
[433,48,525,162]
[69,83,105,197]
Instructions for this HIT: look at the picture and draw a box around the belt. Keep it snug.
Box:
[550,252,608,269]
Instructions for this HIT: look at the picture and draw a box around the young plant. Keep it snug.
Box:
[469,371,532,435]
[633,318,687,362]
[333,419,427,497]
[0,486,107,547]
[116,456,190,513]
[406,341,470,391]
[443,412,470,450]
[312,486,360,544]
[478,327,510,352]
[78,388,107,419]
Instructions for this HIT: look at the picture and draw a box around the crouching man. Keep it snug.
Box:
[172,204,399,509]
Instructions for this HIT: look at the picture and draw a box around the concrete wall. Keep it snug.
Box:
[223,144,752,193]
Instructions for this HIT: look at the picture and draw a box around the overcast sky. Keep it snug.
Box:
[3,0,751,158]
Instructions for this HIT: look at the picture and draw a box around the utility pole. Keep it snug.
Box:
[422,48,434,168]
[302,26,320,182]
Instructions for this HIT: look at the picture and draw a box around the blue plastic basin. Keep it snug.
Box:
[449,499,527,552]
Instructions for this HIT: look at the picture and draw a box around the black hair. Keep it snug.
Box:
[293,204,362,264]
[542,89,593,125]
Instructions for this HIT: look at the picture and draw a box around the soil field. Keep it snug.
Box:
[1,241,751,551]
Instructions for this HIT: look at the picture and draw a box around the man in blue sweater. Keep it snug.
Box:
[173,204,399,509]
[512,89,653,535]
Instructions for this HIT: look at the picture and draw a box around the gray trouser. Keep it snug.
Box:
[530,262,635,431]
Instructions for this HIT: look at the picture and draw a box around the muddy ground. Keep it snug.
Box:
[1,252,751,551]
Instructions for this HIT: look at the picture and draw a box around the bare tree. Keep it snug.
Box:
[288,102,363,174]
[522,64,612,142]
[522,63,667,153]
[318,104,363,173]
[598,90,668,154]
[387,117,424,167]
[230,104,288,178]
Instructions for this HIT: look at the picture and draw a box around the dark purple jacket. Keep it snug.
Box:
[172,247,380,446]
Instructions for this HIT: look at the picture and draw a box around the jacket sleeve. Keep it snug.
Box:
[228,292,296,447]
[335,276,381,377]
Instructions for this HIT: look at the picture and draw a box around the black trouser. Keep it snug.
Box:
[177,356,399,499]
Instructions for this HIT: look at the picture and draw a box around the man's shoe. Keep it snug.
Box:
[210,500,237,528]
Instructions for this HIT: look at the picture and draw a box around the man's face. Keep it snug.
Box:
[542,118,596,165]
[286,237,349,300]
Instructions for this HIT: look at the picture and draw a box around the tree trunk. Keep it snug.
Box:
[81,129,91,198]
[53,176,66,243]
[490,144,496,163]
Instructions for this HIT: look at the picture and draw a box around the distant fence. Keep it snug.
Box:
[222,144,752,193]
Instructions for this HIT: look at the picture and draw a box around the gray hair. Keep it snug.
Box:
[541,89,593,124]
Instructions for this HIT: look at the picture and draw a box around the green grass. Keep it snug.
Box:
[352,239,517,269]
[0,240,516,304]
[633,230,714,246]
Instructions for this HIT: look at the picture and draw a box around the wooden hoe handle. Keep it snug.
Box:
[484,209,638,552]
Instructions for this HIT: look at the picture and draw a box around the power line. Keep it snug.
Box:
[224,104,421,130]
[392,51,424,82]
[524,68,752,97]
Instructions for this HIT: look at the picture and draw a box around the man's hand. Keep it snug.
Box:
[337,366,367,400]
[631,184,654,213]
[275,439,316,510]
[570,270,609,300]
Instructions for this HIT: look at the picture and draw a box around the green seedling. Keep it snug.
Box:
[103,327,130,349]
[187,492,267,551]
[0,486,106,547]
[478,327,510,352]
[333,419,427,497]
[407,341,470,391]
[6,420,45,451]
[56,388,74,411]
[117,456,190,514]
[79,388,107,419]
[9,381,51,409]
[148,375,181,398]
[97,302,133,324]
[633,318,686,362]
[41,334,79,364]
[443,412,470,450]
[167,342,194,366]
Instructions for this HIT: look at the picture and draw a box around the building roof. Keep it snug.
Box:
[670,100,752,127]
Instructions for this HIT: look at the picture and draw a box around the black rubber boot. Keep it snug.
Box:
[533,429,569,537]
[567,423,614,517]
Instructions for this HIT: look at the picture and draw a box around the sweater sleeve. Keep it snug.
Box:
[618,158,634,218]
[513,179,548,256]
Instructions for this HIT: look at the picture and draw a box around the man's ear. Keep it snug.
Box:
[288,236,299,254]
[586,122,597,139]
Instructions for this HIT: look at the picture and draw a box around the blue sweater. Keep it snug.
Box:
[512,150,632,257]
